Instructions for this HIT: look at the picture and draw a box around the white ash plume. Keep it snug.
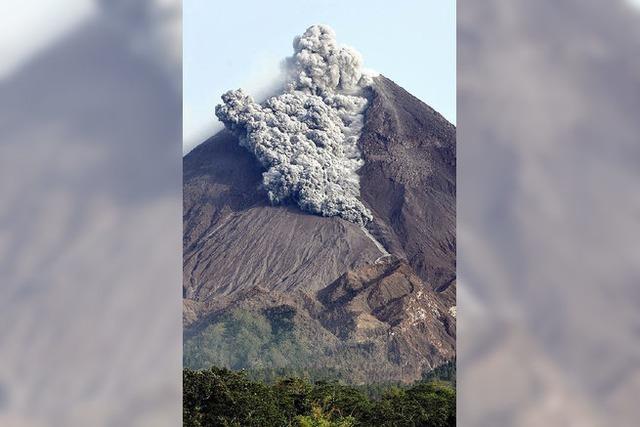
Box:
[284,25,373,94]
[215,25,373,225]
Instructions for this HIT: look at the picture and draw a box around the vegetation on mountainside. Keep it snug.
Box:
[422,359,456,386]
[184,308,453,384]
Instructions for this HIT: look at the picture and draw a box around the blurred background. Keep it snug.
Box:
[0,0,182,426]
[458,0,640,425]
[1,0,639,426]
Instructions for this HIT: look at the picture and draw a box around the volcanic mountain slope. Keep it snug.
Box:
[358,76,457,304]
[183,75,456,383]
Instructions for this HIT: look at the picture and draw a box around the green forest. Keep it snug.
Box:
[184,307,452,385]
[184,364,456,426]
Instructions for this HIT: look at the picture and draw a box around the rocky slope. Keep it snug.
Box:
[183,75,456,382]
[358,76,456,299]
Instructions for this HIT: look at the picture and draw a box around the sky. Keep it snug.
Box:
[0,0,96,79]
[183,0,457,152]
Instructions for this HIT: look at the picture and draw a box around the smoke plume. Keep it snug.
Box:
[215,25,373,225]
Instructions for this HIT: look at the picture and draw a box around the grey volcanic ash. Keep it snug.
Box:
[215,25,374,225]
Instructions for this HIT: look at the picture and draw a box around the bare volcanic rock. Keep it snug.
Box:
[359,76,456,293]
[318,258,455,372]
[183,130,382,300]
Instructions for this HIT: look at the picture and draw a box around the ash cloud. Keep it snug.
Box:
[215,25,373,225]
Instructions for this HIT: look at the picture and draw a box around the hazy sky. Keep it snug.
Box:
[0,0,96,79]
[183,0,456,152]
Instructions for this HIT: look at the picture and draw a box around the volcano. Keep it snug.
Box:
[183,27,455,383]
[183,25,456,383]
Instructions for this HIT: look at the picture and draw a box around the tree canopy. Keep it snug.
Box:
[184,367,456,427]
